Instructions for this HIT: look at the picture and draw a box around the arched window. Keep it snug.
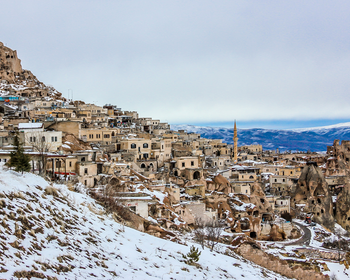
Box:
[143,143,148,148]
[140,163,146,168]
[131,143,136,149]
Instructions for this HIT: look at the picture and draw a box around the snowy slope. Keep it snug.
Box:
[171,123,350,152]
[0,169,288,279]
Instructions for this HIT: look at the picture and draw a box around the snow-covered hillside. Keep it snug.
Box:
[0,169,288,279]
[171,122,350,152]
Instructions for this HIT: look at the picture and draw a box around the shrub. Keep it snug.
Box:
[182,245,201,265]
[44,186,59,197]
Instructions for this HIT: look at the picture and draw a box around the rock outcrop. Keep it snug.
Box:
[234,242,329,280]
[293,162,335,229]
[335,184,350,231]
[0,42,63,99]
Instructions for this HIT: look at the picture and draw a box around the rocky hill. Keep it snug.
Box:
[0,42,63,100]
[0,168,288,279]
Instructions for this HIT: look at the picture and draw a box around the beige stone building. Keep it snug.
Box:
[80,128,119,145]
[184,201,218,223]
[18,123,62,152]
[119,138,152,160]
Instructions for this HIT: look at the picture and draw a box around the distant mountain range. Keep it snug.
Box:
[171,122,350,152]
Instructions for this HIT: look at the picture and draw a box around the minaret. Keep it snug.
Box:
[233,120,238,164]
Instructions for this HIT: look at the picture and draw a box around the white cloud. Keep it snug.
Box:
[2,0,350,123]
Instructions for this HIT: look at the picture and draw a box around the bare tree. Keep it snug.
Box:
[193,218,224,251]
[24,131,52,175]
[206,219,224,251]
[193,218,206,249]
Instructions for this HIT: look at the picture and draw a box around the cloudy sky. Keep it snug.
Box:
[1,1,350,128]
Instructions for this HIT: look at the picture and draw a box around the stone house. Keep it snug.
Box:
[231,182,251,195]
[278,166,301,177]
[18,123,62,152]
[266,195,291,213]
[269,175,294,196]
[119,138,152,160]
[260,165,281,175]
[150,138,172,166]
[115,193,153,219]
[79,128,118,145]
[184,184,205,198]
[184,201,218,223]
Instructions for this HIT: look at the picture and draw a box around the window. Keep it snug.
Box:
[30,137,33,142]
[131,143,136,149]
[55,137,57,142]
[129,206,136,212]
[3,159,6,163]
[69,162,72,167]
[143,143,148,148]
[182,162,185,167]
[33,137,36,142]
[51,136,54,142]
[84,168,88,174]
[191,161,194,166]
[42,136,45,142]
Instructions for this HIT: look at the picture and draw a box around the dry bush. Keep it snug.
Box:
[46,234,58,242]
[0,200,6,209]
[14,191,25,199]
[13,270,46,279]
[88,203,104,215]
[45,186,59,197]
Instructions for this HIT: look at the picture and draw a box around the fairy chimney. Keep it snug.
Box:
[293,162,334,229]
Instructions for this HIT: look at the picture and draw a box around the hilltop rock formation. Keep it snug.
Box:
[293,162,335,229]
[0,42,63,99]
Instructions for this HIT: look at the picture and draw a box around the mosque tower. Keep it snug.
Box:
[233,120,238,164]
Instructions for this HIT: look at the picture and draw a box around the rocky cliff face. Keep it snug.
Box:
[336,184,350,231]
[293,162,335,229]
[0,42,63,99]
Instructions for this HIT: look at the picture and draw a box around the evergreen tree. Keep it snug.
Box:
[7,134,31,174]
[182,245,201,265]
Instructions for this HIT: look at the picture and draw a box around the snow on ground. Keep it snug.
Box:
[0,169,288,279]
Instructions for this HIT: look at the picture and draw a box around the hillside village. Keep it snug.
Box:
[1,42,350,279]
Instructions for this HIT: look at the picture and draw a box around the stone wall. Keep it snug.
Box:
[296,248,345,261]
